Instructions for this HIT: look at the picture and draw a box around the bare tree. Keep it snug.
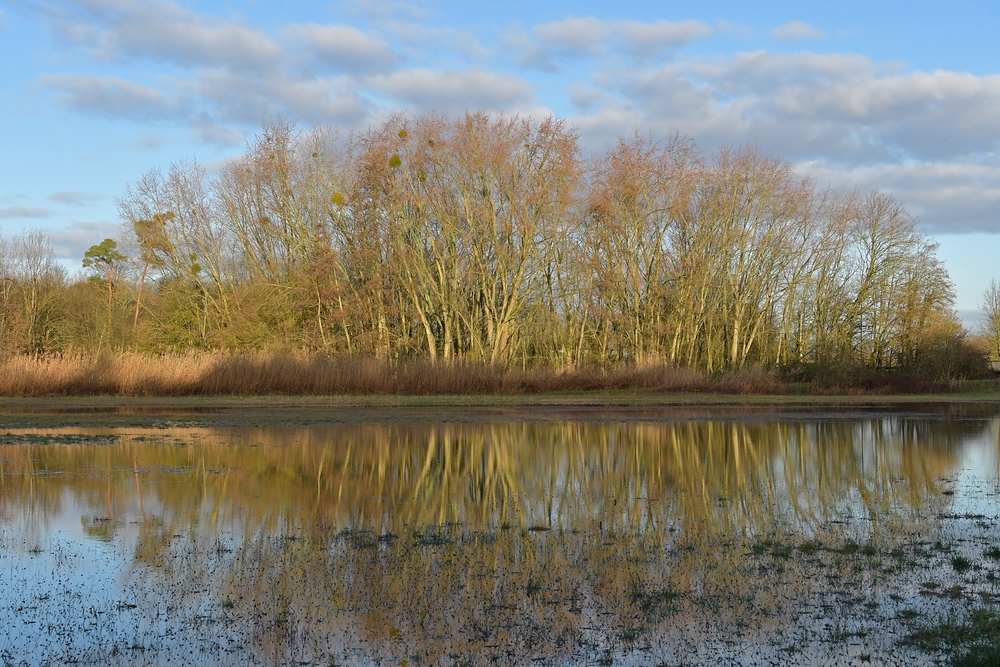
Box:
[99,114,968,374]
[589,132,699,365]
[447,112,581,365]
[0,234,14,352]
[983,278,1000,363]
[10,230,65,353]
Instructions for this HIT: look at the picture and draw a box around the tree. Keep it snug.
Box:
[697,144,813,370]
[132,212,174,330]
[83,238,128,347]
[10,230,65,353]
[0,234,14,352]
[588,133,698,365]
[983,278,1000,363]
[447,112,580,366]
[84,114,966,378]
[117,160,230,348]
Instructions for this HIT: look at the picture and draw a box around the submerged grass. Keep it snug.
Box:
[0,351,995,397]
[906,608,1000,666]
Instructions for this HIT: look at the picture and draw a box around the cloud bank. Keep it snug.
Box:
[22,0,1000,234]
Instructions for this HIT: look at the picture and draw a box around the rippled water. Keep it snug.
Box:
[2,403,999,665]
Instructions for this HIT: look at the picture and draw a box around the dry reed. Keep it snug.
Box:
[0,351,969,397]
[0,351,729,397]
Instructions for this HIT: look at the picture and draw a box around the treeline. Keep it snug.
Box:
[0,113,987,380]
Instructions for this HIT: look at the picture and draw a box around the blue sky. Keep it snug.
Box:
[1,0,997,322]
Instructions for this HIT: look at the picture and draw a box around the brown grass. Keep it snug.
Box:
[0,351,983,397]
[0,351,738,397]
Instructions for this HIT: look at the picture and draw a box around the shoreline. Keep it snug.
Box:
[2,390,1000,410]
[1,392,999,429]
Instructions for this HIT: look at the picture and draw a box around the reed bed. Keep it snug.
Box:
[0,351,746,397]
[0,351,982,397]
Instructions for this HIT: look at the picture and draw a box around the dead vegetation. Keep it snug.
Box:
[0,351,991,397]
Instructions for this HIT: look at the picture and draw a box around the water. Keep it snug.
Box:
[1,403,999,665]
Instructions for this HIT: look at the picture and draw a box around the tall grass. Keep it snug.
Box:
[0,351,986,397]
[0,351,750,397]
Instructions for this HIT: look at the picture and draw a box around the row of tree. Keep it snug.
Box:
[0,113,987,373]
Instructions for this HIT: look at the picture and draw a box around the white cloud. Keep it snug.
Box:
[45,0,281,72]
[584,52,1000,166]
[532,17,607,59]
[23,2,1000,238]
[372,68,536,112]
[31,2,403,138]
[383,22,491,61]
[340,0,427,22]
[571,103,644,151]
[286,23,396,73]
[771,21,826,40]
[130,132,163,151]
[518,17,713,70]
[49,191,104,205]
[50,220,123,261]
[190,119,244,146]
[187,72,371,127]
[802,161,1000,234]
[0,206,54,219]
[957,309,984,331]
[616,19,715,57]
[567,51,1000,233]
[39,74,182,120]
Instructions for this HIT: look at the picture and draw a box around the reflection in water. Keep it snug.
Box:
[1,407,999,665]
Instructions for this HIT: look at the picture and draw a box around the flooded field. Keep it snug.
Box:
[2,402,1000,665]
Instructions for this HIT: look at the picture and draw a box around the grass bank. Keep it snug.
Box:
[0,351,996,398]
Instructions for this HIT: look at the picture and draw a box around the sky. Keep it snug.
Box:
[0,0,997,325]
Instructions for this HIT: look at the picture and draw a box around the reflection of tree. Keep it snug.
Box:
[0,415,986,540]
[0,412,995,662]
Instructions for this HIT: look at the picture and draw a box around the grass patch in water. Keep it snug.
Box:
[752,539,794,559]
[628,582,682,621]
[839,540,876,557]
[906,608,1000,666]
[799,540,819,555]
[952,555,973,573]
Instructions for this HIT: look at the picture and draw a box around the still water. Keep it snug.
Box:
[2,403,1000,665]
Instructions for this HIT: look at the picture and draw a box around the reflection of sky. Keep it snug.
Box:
[1,495,133,661]
[947,417,1000,517]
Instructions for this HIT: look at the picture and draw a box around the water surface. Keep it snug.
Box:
[2,403,999,665]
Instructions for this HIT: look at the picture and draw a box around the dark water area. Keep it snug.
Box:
[1,404,999,665]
